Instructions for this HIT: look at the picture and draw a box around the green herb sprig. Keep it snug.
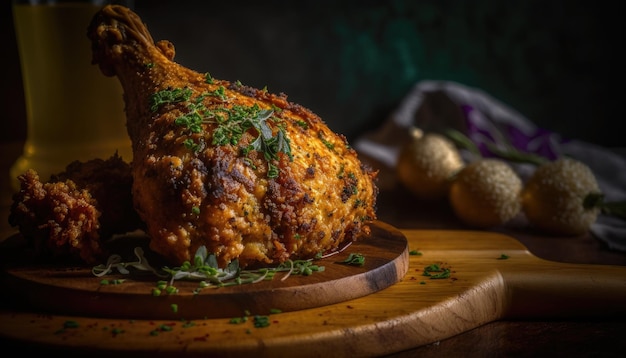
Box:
[149,88,293,178]
[93,245,325,293]
[149,87,192,112]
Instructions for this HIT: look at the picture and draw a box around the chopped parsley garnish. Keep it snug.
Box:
[204,72,214,84]
[339,253,365,266]
[100,278,125,285]
[337,164,345,179]
[64,320,80,329]
[253,315,271,328]
[149,87,192,112]
[422,263,451,279]
[318,131,335,150]
[150,324,174,336]
[229,309,279,329]
[148,88,293,178]
[55,320,80,335]
[229,316,248,324]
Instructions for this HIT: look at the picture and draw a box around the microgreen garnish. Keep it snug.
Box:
[92,247,165,278]
[409,250,422,256]
[497,254,509,260]
[93,245,325,293]
[339,253,365,266]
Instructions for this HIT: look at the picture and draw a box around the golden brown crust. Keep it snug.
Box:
[9,155,143,264]
[9,169,103,264]
[89,5,378,268]
[51,154,144,238]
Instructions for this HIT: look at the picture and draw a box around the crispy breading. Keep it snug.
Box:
[9,155,143,264]
[88,5,378,268]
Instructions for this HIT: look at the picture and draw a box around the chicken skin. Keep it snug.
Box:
[8,154,142,264]
[87,5,378,268]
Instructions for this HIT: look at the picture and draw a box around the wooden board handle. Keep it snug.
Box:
[500,263,626,319]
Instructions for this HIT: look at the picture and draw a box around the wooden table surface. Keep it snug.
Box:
[1,140,625,357]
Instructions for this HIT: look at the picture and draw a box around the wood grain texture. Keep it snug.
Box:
[1,223,625,357]
[0,221,408,320]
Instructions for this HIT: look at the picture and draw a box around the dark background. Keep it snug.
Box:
[1,0,624,148]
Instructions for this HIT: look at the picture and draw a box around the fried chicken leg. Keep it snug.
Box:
[87,5,378,268]
[8,154,142,264]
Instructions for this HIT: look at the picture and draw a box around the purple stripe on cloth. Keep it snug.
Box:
[462,104,569,161]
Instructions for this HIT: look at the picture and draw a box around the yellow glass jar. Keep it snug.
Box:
[10,0,133,191]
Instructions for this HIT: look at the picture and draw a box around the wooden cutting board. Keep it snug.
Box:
[0,221,409,320]
[1,221,625,357]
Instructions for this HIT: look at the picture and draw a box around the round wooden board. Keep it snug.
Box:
[0,221,408,320]
[1,228,625,356]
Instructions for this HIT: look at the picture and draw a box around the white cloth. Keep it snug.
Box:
[354,80,626,251]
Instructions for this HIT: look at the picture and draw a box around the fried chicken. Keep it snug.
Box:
[87,5,378,268]
[49,154,144,240]
[8,154,143,264]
